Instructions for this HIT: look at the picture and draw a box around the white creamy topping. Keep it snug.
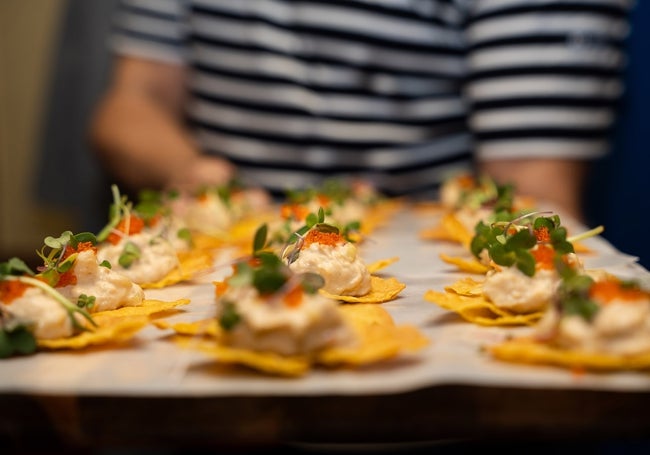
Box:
[483,267,558,313]
[58,250,144,312]
[1,287,75,339]
[97,231,179,284]
[289,242,371,296]
[219,285,356,356]
[147,216,192,252]
[329,200,365,226]
[439,178,464,209]
[182,192,234,235]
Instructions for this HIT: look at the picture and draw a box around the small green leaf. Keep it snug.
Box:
[253,224,268,253]
[118,242,141,268]
[300,272,325,294]
[218,301,241,331]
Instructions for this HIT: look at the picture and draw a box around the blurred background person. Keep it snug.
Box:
[89,0,632,224]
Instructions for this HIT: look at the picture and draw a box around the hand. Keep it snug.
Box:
[167,154,235,194]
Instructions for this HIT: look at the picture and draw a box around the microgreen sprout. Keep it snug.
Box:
[470,212,574,277]
[553,259,599,321]
[96,184,132,243]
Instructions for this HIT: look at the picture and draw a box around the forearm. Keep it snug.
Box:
[91,88,218,192]
[479,159,588,222]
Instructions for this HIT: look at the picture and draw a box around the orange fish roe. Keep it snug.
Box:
[107,215,145,245]
[457,174,476,189]
[56,270,77,288]
[589,279,649,304]
[280,204,310,221]
[283,284,304,308]
[214,281,228,297]
[62,241,97,261]
[0,279,30,304]
[316,194,331,207]
[303,230,343,248]
[532,244,555,270]
[534,226,551,243]
[146,213,162,228]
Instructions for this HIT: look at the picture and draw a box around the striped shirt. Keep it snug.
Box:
[110,0,631,198]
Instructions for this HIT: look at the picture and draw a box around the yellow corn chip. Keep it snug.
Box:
[489,338,650,371]
[93,299,190,320]
[174,336,311,376]
[37,317,149,350]
[36,299,189,351]
[338,302,395,327]
[366,256,399,274]
[420,213,472,247]
[361,199,404,234]
[191,232,227,251]
[423,289,542,326]
[154,319,221,338]
[439,253,489,274]
[320,276,406,303]
[444,277,484,296]
[317,304,429,366]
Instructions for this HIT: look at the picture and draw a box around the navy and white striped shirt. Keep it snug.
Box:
[110,0,631,198]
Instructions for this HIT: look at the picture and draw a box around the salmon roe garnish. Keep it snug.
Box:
[283,284,304,308]
[532,244,555,270]
[534,226,551,243]
[280,204,310,221]
[56,270,77,288]
[316,194,331,207]
[0,279,29,304]
[214,281,228,297]
[107,215,145,245]
[589,279,649,304]
[303,230,344,248]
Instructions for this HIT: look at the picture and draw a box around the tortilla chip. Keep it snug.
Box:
[367,256,399,274]
[489,338,650,371]
[37,316,149,350]
[93,299,190,320]
[317,304,428,365]
[320,276,406,303]
[174,336,311,376]
[420,213,472,247]
[444,277,484,296]
[412,200,446,215]
[192,232,227,251]
[140,247,215,289]
[154,319,221,337]
[439,253,489,274]
[36,299,190,351]
[423,289,542,326]
[361,198,404,234]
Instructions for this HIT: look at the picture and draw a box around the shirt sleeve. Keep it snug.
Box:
[110,0,189,65]
[463,0,633,160]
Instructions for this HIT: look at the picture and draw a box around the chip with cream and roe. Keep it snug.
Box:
[160,224,426,376]
[489,265,650,371]
[424,214,583,325]
[281,210,405,303]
